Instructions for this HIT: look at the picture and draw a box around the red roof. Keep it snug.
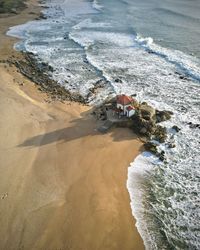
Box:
[117,94,134,105]
[127,106,135,111]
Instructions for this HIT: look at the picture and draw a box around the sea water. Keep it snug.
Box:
[7,0,200,249]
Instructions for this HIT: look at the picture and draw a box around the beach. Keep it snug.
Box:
[0,1,144,249]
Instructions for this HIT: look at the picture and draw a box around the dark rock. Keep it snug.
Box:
[144,142,158,154]
[172,125,181,132]
[159,154,166,162]
[153,125,167,143]
[83,58,89,64]
[156,110,173,123]
[167,142,176,148]
[188,122,200,129]
[12,52,86,104]
[38,13,47,19]
[114,78,122,83]
[141,102,148,105]
[64,34,68,40]
[179,75,188,80]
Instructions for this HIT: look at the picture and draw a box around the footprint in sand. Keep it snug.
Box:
[1,193,8,200]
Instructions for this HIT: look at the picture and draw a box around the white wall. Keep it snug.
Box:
[127,109,135,117]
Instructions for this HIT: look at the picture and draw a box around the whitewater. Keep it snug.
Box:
[7,0,200,249]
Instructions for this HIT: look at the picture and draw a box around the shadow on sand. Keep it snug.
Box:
[18,110,139,148]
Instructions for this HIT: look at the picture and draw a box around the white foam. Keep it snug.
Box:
[135,34,200,81]
[69,30,134,48]
[72,18,111,30]
[127,153,161,250]
[92,0,103,11]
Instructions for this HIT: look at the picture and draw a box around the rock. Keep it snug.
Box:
[140,127,147,134]
[38,13,47,19]
[172,125,181,132]
[179,75,188,80]
[83,58,89,64]
[141,102,148,105]
[144,141,158,154]
[167,142,176,148]
[159,154,166,162]
[153,125,167,143]
[11,8,18,14]
[114,78,122,83]
[156,110,173,123]
[188,122,200,129]
[12,52,86,104]
[139,103,156,120]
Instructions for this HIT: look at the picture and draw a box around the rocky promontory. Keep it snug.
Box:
[93,97,180,161]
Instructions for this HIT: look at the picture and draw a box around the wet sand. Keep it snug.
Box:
[0,1,144,249]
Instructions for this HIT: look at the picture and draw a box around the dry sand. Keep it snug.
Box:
[0,1,144,249]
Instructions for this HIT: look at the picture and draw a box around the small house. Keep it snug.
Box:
[116,94,136,118]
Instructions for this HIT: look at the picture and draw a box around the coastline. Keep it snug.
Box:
[0,1,145,249]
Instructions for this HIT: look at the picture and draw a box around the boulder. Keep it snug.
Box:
[188,122,200,129]
[114,78,122,83]
[144,142,167,161]
[139,103,156,120]
[158,151,166,162]
[167,142,176,148]
[172,125,181,132]
[144,142,158,154]
[140,127,147,135]
[153,125,167,143]
[156,110,173,123]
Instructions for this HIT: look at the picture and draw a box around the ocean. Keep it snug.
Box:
[7,0,200,249]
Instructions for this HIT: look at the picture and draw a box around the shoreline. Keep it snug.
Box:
[0,1,145,249]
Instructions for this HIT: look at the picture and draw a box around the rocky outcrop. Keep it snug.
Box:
[139,102,156,121]
[144,141,158,154]
[92,96,178,161]
[156,110,173,123]
[153,125,167,143]
[9,52,86,104]
[144,141,166,162]
[93,98,170,143]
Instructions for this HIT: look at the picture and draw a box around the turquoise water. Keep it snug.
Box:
[7,0,200,249]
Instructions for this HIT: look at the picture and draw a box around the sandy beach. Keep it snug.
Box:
[0,1,144,249]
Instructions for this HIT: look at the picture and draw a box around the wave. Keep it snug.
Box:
[127,153,167,250]
[135,35,200,82]
[92,0,103,11]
